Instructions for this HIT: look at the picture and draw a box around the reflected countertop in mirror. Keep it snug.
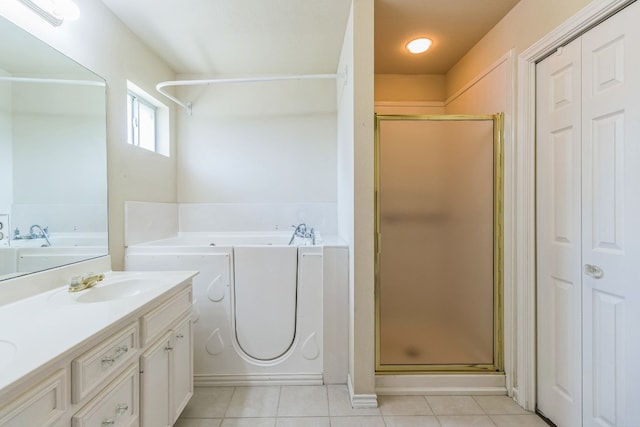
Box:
[0,16,108,281]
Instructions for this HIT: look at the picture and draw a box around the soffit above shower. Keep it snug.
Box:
[375,0,521,74]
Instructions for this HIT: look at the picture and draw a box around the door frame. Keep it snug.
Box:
[515,0,635,411]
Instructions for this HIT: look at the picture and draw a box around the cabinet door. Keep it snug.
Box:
[170,317,193,424]
[140,331,171,427]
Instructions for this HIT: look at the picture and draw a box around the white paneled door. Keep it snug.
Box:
[537,2,640,426]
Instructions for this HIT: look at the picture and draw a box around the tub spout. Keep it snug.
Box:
[289,223,316,245]
[289,223,308,245]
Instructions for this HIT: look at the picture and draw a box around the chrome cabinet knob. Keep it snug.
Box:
[584,264,604,279]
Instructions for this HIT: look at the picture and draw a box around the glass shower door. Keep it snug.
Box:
[375,115,503,372]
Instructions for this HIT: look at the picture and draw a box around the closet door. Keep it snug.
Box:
[580,3,640,425]
[536,36,583,427]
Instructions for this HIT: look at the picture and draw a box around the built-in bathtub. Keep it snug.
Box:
[124,232,348,385]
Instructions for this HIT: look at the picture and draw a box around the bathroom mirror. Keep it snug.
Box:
[0,16,108,281]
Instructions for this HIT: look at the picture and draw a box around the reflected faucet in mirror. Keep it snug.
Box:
[13,224,52,247]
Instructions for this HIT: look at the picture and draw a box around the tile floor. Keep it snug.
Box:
[175,385,550,427]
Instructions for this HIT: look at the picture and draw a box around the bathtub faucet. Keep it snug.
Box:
[29,224,52,247]
[289,223,316,245]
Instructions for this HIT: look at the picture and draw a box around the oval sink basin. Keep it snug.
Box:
[0,340,17,367]
[75,279,160,303]
[48,277,162,304]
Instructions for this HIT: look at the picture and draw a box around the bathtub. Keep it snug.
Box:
[125,232,347,385]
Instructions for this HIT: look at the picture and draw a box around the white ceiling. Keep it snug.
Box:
[100,0,520,77]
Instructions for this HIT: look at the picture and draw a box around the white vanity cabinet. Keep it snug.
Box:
[140,289,193,427]
[71,363,139,427]
[0,272,196,427]
[0,369,67,427]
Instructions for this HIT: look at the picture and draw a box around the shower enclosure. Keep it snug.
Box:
[375,114,503,373]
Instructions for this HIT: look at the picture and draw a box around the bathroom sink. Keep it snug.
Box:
[75,279,160,303]
[0,340,17,368]
[48,277,162,304]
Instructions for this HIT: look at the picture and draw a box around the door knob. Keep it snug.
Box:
[584,264,604,279]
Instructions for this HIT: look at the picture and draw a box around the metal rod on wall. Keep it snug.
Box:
[156,71,347,115]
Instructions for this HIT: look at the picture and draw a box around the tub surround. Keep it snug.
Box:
[124,201,339,246]
[0,267,197,426]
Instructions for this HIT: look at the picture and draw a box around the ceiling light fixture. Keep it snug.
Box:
[17,0,80,27]
[406,38,433,54]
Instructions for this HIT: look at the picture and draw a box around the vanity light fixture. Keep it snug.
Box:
[17,0,80,27]
[406,37,433,54]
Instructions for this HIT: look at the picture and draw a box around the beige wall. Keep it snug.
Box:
[375,74,445,102]
[446,0,592,97]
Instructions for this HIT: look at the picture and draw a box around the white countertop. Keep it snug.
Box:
[0,270,197,393]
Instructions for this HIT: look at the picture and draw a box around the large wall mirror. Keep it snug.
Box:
[0,16,108,281]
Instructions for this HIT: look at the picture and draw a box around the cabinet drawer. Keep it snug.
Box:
[0,369,67,427]
[141,287,192,346]
[72,363,139,427]
[72,322,138,403]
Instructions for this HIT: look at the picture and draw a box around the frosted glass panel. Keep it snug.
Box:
[378,118,495,367]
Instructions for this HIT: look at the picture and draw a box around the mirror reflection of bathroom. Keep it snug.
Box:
[0,16,108,280]
[375,114,503,373]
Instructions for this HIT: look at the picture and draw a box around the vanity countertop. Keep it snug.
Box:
[0,270,197,393]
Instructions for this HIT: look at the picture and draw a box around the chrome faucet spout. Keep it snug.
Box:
[289,223,317,245]
[289,223,308,245]
[29,224,51,247]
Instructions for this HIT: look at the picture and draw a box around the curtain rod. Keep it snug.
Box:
[156,71,347,115]
[0,76,105,87]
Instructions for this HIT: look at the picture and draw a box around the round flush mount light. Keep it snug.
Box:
[406,38,433,54]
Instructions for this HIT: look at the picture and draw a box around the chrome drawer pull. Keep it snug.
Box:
[176,333,184,339]
[584,264,604,279]
[116,403,129,416]
[101,403,129,426]
[101,345,129,367]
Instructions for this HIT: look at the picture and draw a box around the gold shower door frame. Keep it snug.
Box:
[374,114,504,373]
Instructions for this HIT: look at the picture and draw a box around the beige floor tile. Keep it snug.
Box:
[378,395,434,416]
[277,385,329,417]
[384,415,442,426]
[426,396,484,416]
[174,419,223,427]
[437,415,496,427]
[181,387,235,418]
[220,418,276,427]
[472,396,528,415]
[225,386,280,418]
[275,417,331,427]
[330,416,387,427]
[490,414,549,427]
[327,384,380,416]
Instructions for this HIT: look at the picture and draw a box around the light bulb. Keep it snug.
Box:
[406,38,433,54]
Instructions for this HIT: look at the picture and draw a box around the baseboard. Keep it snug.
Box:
[347,373,379,408]
[375,373,507,395]
[194,373,323,386]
